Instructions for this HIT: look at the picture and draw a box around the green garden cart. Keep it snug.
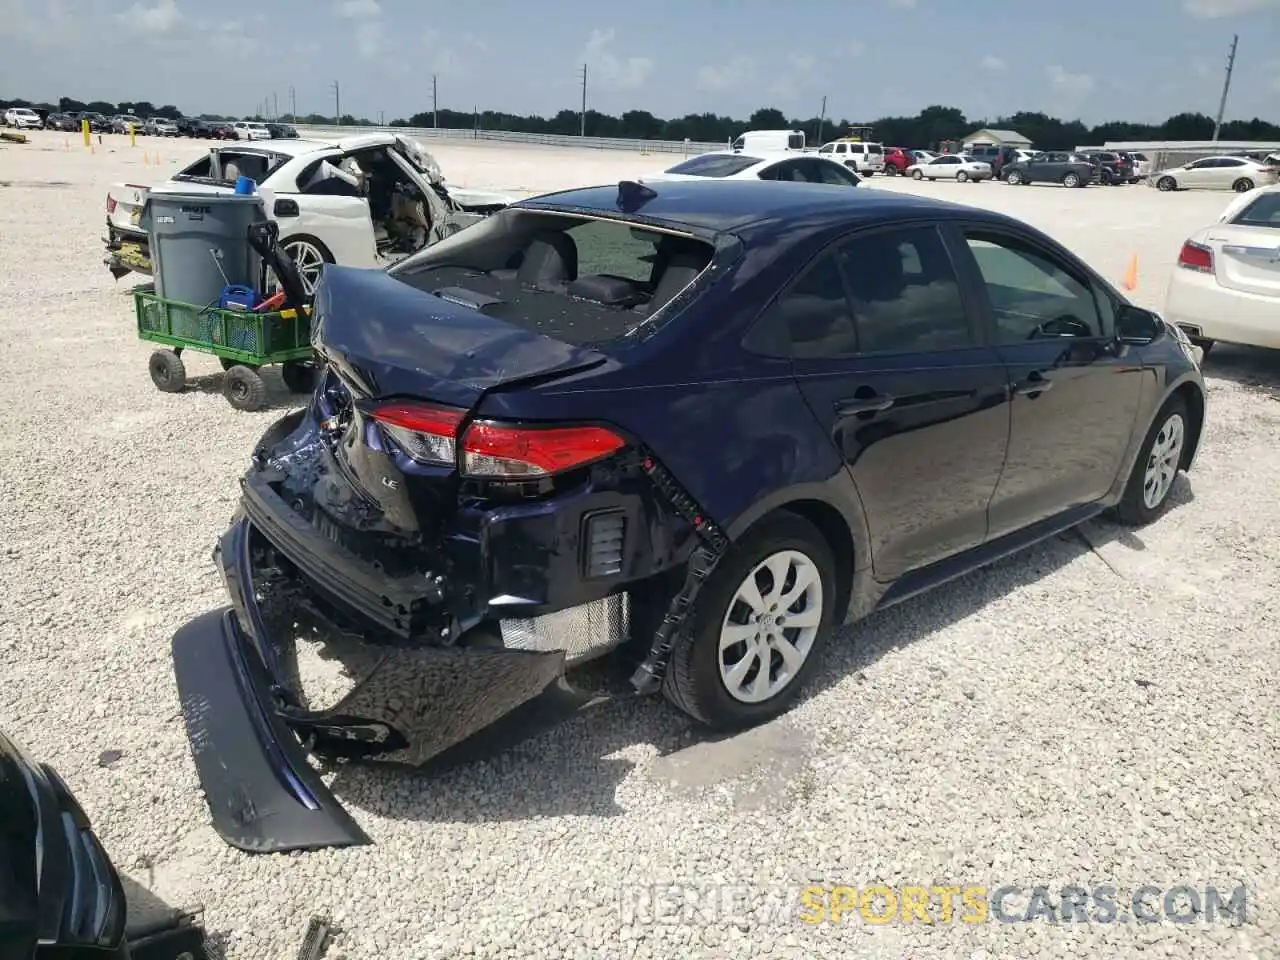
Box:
[133,284,316,412]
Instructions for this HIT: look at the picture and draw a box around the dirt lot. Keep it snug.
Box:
[1,129,1278,960]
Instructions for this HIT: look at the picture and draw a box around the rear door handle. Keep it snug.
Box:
[1012,374,1053,396]
[835,394,895,415]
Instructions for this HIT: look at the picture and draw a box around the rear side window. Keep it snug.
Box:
[746,226,973,359]
[1232,193,1280,227]
[665,154,762,177]
[868,144,883,154]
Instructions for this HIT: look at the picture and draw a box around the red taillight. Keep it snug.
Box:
[370,402,626,478]
[1177,241,1214,273]
[106,194,116,214]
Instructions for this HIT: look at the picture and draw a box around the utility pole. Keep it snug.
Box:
[290,85,296,121]
[330,80,340,125]
[580,63,587,137]
[433,74,438,128]
[1212,33,1238,142]
[816,95,827,146]
[273,92,278,121]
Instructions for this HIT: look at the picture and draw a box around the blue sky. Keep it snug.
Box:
[2,0,1277,125]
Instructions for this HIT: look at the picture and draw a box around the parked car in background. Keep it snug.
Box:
[906,153,993,182]
[207,121,237,140]
[967,144,1027,179]
[103,133,515,293]
[267,122,299,138]
[1001,151,1097,188]
[881,146,915,176]
[144,116,180,136]
[1115,151,1148,182]
[4,107,43,129]
[1165,184,1280,355]
[1078,150,1134,185]
[910,149,939,164]
[730,129,806,152]
[818,139,885,175]
[111,114,142,133]
[643,151,862,187]
[1151,155,1280,193]
[76,112,112,133]
[232,120,272,140]
[42,111,77,131]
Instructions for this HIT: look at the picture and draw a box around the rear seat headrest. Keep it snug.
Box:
[518,231,578,286]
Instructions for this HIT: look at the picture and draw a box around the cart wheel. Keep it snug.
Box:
[280,360,317,394]
[220,357,259,372]
[223,365,267,412]
[149,349,186,393]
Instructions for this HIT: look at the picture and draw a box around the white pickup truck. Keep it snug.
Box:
[104,133,515,294]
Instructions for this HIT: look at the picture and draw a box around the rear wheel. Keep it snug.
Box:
[1232,178,1255,193]
[956,170,969,182]
[1005,170,1024,185]
[661,512,837,730]
[222,365,267,411]
[1062,172,1082,188]
[883,165,898,176]
[912,169,923,180]
[1156,176,1177,192]
[278,235,333,298]
[148,349,186,393]
[1113,397,1189,526]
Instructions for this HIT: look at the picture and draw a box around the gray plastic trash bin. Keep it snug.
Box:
[141,192,267,305]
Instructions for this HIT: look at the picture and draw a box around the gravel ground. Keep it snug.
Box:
[1,129,1279,959]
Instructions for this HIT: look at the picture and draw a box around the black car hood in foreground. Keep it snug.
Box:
[311,265,608,404]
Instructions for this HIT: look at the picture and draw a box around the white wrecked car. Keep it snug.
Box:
[103,132,515,294]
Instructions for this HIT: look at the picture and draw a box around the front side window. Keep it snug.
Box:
[963,231,1102,342]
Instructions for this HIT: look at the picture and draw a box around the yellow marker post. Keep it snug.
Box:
[129,123,136,148]
[81,119,91,147]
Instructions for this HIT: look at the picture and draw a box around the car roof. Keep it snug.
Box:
[518,179,1004,236]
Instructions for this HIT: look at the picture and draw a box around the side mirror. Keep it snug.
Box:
[1116,305,1162,345]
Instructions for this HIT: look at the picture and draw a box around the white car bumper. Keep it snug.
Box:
[1165,268,1280,349]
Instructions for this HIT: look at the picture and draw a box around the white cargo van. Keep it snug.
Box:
[818,139,885,175]
[730,130,806,153]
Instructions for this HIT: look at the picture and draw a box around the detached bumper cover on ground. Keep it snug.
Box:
[171,515,615,854]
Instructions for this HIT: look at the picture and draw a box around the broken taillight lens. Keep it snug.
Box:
[106,194,116,214]
[370,402,627,478]
[1177,240,1214,273]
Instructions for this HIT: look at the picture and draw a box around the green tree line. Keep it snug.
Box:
[5,96,1278,150]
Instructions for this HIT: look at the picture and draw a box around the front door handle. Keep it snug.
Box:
[1012,374,1053,396]
[835,394,895,415]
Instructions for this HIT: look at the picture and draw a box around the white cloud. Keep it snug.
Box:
[1046,64,1096,96]
[846,40,866,57]
[116,0,181,34]
[423,29,461,74]
[697,56,753,92]
[980,54,1007,72]
[355,20,384,59]
[581,28,654,90]
[1183,0,1273,18]
[333,0,379,17]
[889,0,918,7]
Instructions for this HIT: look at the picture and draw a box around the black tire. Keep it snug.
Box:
[1156,176,1177,192]
[1006,171,1024,185]
[956,170,969,182]
[1232,178,1255,193]
[220,356,259,372]
[280,359,317,394]
[148,349,186,393]
[883,165,898,176]
[222,365,267,411]
[661,512,838,730]
[1062,172,1082,188]
[1112,396,1190,526]
[912,169,923,180]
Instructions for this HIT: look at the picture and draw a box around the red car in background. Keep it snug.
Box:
[882,147,914,176]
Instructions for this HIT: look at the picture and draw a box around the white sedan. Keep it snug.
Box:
[906,154,993,182]
[1164,184,1280,353]
[641,151,862,187]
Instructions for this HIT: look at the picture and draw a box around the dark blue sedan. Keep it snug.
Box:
[172,178,1206,852]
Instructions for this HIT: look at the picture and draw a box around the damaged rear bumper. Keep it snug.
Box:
[172,516,614,853]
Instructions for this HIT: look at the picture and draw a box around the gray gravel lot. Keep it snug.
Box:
[1,131,1278,959]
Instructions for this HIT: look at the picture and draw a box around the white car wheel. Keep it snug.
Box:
[957,170,969,182]
[281,237,332,296]
[1142,413,1185,510]
[912,169,923,180]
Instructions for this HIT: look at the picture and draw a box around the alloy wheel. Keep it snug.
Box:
[718,550,824,704]
[1143,413,1185,509]
[282,239,327,296]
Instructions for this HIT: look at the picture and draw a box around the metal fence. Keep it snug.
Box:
[295,123,726,155]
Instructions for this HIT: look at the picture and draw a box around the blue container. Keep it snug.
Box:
[234,176,256,195]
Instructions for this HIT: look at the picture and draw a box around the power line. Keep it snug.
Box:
[1211,33,1238,142]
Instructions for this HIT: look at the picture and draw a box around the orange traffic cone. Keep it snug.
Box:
[1122,253,1138,291]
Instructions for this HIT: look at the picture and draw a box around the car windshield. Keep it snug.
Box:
[390,209,719,347]
[1231,193,1280,228]
[664,154,764,177]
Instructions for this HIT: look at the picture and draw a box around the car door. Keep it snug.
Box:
[948,224,1147,537]
[1178,158,1214,188]
[750,223,1012,581]
[934,156,961,178]
[1208,157,1250,190]
[282,154,380,269]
